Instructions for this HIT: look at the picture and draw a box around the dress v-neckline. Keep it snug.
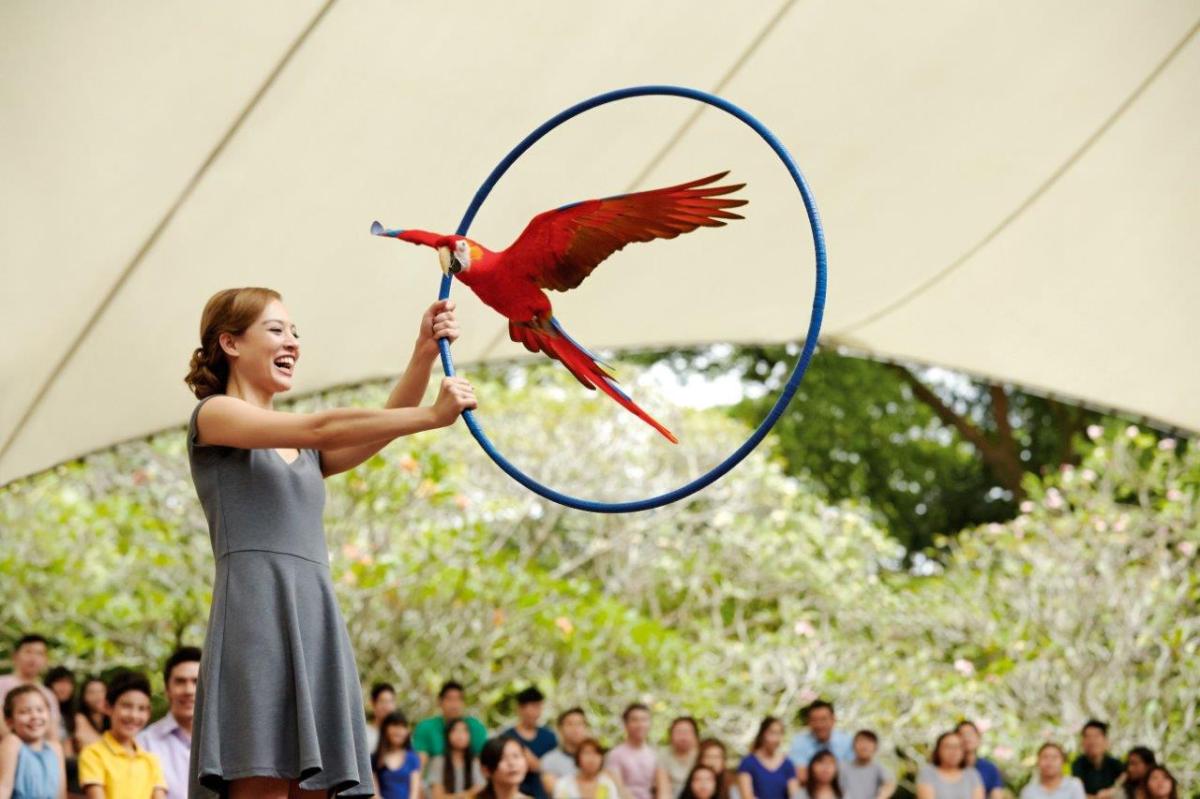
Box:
[271,448,302,466]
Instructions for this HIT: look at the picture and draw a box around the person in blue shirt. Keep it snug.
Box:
[956,721,1003,799]
[500,686,557,799]
[787,701,854,783]
[374,711,424,799]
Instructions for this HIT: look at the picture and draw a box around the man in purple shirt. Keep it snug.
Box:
[606,703,658,799]
[137,646,201,799]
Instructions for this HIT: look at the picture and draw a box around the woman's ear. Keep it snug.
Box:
[218,331,239,359]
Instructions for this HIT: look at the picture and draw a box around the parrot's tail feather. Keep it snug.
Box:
[527,320,678,444]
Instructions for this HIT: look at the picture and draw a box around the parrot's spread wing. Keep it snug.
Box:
[504,171,746,292]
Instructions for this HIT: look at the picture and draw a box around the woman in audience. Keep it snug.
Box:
[1119,748,1156,799]
[429,718,485,799]
[1018,743,1084,799]
[552,739,618,799]
[373,711,423,799]
[42,668,76,755]
[0,684,67,799]
[680,766,721,799]
[916,731,983,799]
[798,752,840,799]
[1143,767,1176,799]
[697,739,740,799]
[72,678,108,750]
[479,737,531,799]
[737,718,798,799]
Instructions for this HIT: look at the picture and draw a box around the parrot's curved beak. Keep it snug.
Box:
[370,221,404,237]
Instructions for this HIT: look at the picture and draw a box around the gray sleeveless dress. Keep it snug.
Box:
[186,395,374,797]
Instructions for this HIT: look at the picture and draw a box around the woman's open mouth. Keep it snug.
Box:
[273,354,296,377]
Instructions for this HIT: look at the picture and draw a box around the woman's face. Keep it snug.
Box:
[83,680,108,714]
[761,722,783,753]
[689,769,717,799]
[448,722,471,751]
[492,740,529,788]
[223,300,300,394]
[1127,755,1151,780]
[936,734,964,768]
[699,745,725,774]
[578,745,603,777]
[1038,747,1065,779]
[1146,770,1174,799]
[811,756,837,785]
[386,723,410,748]
[50,677,75,703]
[6,692,50,743]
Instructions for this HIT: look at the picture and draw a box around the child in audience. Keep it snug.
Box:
[838,731,894,799]
[552,739,618,799]
[799,752,841,799]
[77,672,166,799]
[0,685,67,799]
[680,766,721,799]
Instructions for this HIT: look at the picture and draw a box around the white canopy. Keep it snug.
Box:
[2,1,1197,486]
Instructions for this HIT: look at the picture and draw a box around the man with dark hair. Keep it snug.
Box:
[501,686,557,799]
[606,703,657,799]
[412,680,488,767]
[0,633,60,739]
[542,708,590,786]
[1071,720,1123,799]
[656,716,700,799]
[80,671,167,798]
[136,646,201,798]
[366,682,398,751]
[788,699,853,782]
[956,721,1002,799]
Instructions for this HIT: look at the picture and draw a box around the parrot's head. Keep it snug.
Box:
[370,223,484,278]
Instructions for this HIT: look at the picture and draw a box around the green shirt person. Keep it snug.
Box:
[413,681,489,766]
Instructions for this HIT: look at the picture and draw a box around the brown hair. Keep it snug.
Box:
[185,288,281,398]
[3,684,50,721]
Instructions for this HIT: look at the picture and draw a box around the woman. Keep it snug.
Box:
[797,752,840,799]
[1018,744,1083,799]
[184,287,475,799]
[479,738,531,799]
[680,767,720,799]
[916,731,983,799]
[697,740,739,799]
[42,668,76,755]
[373,712,422,799]
[1119,748,1156,799]
[737,718,798,799]
[0,685,67,799]
[552,740,618,799]
[429,719,485,799]
[71,679,108,750]
[1143,767,1176,799]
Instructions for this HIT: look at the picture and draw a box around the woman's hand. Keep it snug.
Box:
[416,299,460,360]
[431,377,477,427]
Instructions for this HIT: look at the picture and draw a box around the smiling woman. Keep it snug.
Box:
[180,286,477,799]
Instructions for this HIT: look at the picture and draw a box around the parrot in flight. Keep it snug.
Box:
[371,171,747,444]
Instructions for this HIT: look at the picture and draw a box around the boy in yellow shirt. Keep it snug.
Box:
[78,672,167,799]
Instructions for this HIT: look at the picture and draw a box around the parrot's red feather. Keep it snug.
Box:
[502,171,747,292]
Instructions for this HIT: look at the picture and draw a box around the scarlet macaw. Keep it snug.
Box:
[371,171,747,443]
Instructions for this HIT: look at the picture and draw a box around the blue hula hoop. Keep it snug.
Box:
[436,84,827,513]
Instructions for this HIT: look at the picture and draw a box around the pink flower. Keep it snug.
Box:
[555,616,574,636]
[1087,425,1103,440]
[1167,488,1183,502]
[954,658,975,676]
[1179,541,1197,557]
[1081,469,1097,483]
[1126,425,1140,439]
[793,620,816,638]
[799,688,818,703]
[1020,500,1035,514]
[992,745,1014,761]
[1093,519,1108,533]
[1159,438,1177,451]
[1045,489,1064,510]
[975,718,993,733]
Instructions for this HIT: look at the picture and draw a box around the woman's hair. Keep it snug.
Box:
[185,287,282,399]
[478,736,524,799]
[804,751,843,799]
[752,716,783,751]
[1123,747,1158,799]
[79,676,110,733]
[3,684,50,722]
[930,731,963,768]
[573,737,606,768]
[679,765,721,799]
[373,710,412,766]
[443,718,477,793]
[45,665,77,735]
[1146,766,1177,799]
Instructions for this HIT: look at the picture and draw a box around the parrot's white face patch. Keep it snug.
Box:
[453,239,473,271]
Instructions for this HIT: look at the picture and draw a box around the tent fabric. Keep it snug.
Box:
[2,1,1197,486]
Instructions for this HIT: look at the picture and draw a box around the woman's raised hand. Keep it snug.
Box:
[431,376,477,426]
[417,299,460,356]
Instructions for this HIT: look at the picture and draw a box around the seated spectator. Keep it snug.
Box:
[1119,749,1156,799]
[136,646,199,799]
[737,717,798,799]
[798,752,840,799]
[368,682,399,753]
[681,766,721,799]
[0,684,66,799]
[0,635,61,741]
[501,687,557,799]
[1143,768,1176,799]
[838,731,894,799]
[788,701,853,784]
[552,739,619,799]
[542,708,590,788]
[1019,744,1084,799]
[73,678,109,751]
[373,711,423,799]
[43,666,77,754]
[1071,721,1123,799]
[606,704,658,799]
[479,736,531,799]
[956,722,1002,799]
[414,681,489,768]
[428,718,485,799]
[916,731,983,799]
[77,671,166,799]
[697,739,741,799]
[657,718,700,799]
